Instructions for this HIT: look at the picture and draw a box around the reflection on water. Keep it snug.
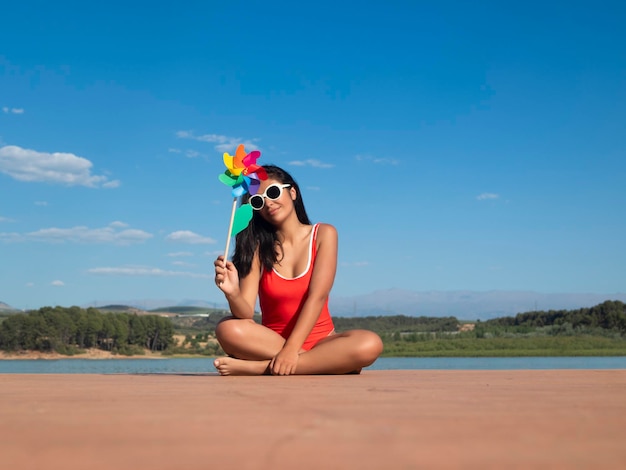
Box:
[0,356,625,374]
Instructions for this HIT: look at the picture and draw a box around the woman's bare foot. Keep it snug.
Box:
[213,357,270,376]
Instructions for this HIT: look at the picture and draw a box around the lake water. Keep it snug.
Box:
[1,356,625,374]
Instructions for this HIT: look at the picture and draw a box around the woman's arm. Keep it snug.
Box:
[271,224,337,374]
[214,252,261,319]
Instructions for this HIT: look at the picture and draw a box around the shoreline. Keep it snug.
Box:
[0,349,174,360]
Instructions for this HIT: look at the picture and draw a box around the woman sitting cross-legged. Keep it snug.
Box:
[213,165,383,376]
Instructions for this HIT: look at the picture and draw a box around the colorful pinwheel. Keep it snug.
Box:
[219,145,267,198]
[219,144,267,261]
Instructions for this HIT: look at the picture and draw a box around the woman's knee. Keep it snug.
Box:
[215,317,255,345]
[356,330,383,366]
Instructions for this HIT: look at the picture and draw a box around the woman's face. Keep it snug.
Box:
[254,177,296,223]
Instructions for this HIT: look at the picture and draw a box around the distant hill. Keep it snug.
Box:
[95,305,152,315]
[0,301,20,313]
[84,290,626,321]
[150,306,224,315]
[86,304,227,317]
[85,299,219,311]
[98,304,137,311]
[328,290,626,320]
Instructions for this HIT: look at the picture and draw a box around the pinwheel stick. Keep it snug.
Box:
[223,197,238,266]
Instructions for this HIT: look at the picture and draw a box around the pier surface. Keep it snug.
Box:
[1,370,625,469]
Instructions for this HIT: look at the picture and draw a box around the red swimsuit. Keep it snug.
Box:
[259,224,335,351]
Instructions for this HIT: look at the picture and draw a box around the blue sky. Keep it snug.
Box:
[1,1,625,310]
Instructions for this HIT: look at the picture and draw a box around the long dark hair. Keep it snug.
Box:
[232,165,311,277]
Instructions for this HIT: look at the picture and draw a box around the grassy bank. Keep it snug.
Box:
[381,335,626,357]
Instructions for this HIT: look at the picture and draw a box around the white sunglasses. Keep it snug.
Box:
[249,184,291,210]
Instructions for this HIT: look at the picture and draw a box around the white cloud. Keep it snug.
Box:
[34,201,48,206]
[340,261,370,267]
[102,180,121,189]
[88,266,210,279]
[355,155,400,165]
[167,251,194,257]
[204,250,223,257]
[0,145,120,188]
[2,107,24,114]
[288,159,334,169]
[109,221,129,228]
[168,147,206,159]
[166,230,216,244]
[374,157,399,165]
[51,280,65,287]
[26,282,35,287]
[172,260,195,267]
[185,150,201,158]
[176,130,259,153]
[476,193,500,201]
[1,223,153,245]
[0,232,21,242]
[0,216,14,223]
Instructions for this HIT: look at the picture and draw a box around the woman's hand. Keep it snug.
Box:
[214,256,240,297]
[270,346,300,376]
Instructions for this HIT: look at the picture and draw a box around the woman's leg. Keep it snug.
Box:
[214,329,383,376]
[214,316,285,360]
[293,330,383,375]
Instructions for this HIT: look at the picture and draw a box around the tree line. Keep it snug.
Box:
[481,300,626,334]
[0,306,174,354]
[1,301,624,356]
[333,315,459,334]
[169,301,626,338]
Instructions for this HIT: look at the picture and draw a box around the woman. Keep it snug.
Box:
[213,165,383,375]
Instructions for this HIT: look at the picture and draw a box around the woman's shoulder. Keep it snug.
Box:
[314,223,338,241]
